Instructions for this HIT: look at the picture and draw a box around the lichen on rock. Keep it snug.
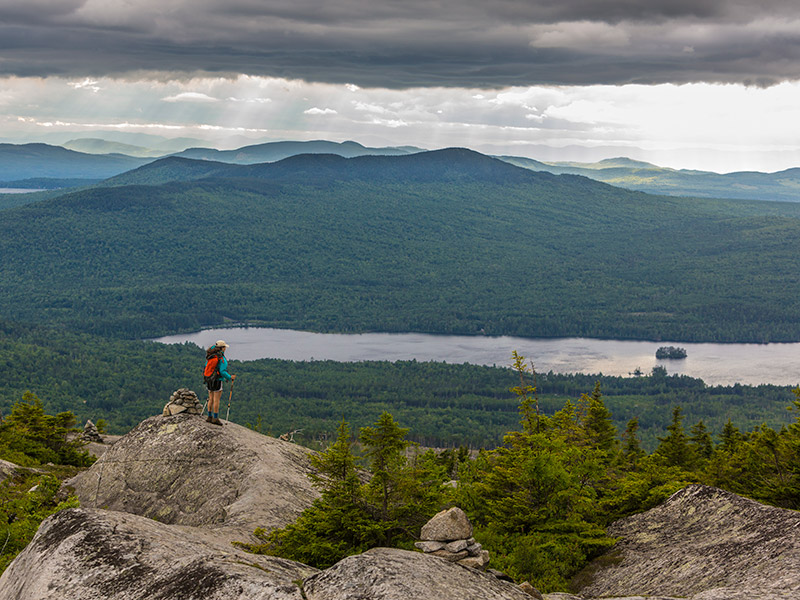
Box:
[577,484,800,600]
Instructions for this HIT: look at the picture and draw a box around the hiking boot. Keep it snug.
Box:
[211,418,223,426]
[206,415,213,423]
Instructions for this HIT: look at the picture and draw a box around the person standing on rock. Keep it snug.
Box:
[204,340,235,426]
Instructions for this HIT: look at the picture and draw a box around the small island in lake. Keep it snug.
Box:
[656,345,687,359]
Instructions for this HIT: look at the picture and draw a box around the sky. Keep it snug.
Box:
[2,0,800,173]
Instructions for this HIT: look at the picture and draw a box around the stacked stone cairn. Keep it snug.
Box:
[162,388,203,416]
[80,419,103,443]
[415,507,490,570]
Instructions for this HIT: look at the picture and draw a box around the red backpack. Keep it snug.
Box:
[203,347,223,385]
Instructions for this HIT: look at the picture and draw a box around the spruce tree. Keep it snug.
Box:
[582,382,618,456]
[621,417,645,467]
[689,420,713,461]
[655,406,692,469]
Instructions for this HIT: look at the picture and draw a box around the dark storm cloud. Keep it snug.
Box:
[2,0,800,87]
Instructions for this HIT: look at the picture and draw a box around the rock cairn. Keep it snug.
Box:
[80,419,103,443]
[162,388,203,416]
[415,507,490,570]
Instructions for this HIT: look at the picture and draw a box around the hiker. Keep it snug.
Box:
[204,340,236,425]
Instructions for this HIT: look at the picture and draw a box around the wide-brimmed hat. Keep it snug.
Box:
[215,340,229,349]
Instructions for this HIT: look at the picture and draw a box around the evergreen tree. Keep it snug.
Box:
[655,406,692,469]
[582,382,618,456]
[689,420,713,461]
[0,392,93,467]
[621,417,645,467]
[718,418,745,454]
[359,411,410,527]
[247,420,379,568]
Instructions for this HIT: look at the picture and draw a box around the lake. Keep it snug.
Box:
[0,188,43,194]
[153,327,800,386]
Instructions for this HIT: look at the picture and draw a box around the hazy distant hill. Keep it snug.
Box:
[63,138,168,158]
[0,143,151,180]
[171,139,423,164]
[3,148,800,343]
[107,148,532,187]
[501,155,800,203]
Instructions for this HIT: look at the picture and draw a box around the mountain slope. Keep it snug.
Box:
[0,143,151,180]
[3,149,800,342]
[63,138,167,158]
[501,155,800,202]
[104,148,540,187]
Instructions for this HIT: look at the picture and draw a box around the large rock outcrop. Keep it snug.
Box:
[578,484,800,600]
[0,507,317,600]
[67,413,319,543]
[303,547,532,600]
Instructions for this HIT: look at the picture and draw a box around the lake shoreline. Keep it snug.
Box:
[154,326,800,387]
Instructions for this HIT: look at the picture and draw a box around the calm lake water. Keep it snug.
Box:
[0,188,42,194]
[154,327,800,386]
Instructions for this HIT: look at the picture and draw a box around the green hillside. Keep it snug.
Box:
[3,149,800,342]
[501,155,800,203]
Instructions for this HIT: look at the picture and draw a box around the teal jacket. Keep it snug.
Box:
[218,354,232,382]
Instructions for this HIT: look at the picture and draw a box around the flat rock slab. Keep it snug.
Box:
[0,507,318,600]
[67,414,319,543]
[579,484,800,600]
[303,547,532,600]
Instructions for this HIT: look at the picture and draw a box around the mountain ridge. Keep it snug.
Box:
[500,154,800,202]
[3,147,800,342]
[106,147,545,188]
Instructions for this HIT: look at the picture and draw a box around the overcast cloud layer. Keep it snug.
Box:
[2,0,800,87]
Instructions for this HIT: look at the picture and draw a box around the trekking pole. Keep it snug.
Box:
[225,376,236,424]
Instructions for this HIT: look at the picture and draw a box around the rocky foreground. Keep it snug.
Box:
[67,413,319,544]
[579,484,800,600]
[1,412,799,599]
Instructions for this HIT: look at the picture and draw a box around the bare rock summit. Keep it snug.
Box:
[67,413,319,543]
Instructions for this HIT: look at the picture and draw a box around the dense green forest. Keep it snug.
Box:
[3,150,800,342]
[0,393,88,573]
[242,359,800,592]
[0,320,794,451]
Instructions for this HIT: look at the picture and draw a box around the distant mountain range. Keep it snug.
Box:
[170,139,423,163]
[3,148,800,343]
[0,143,150,181]
[62,138,168,158]
[0,140,423,187]
[2,139,800,204]
[499,155,800,203]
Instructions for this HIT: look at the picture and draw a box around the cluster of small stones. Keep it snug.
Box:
[80,419,103,443]
[415,507,490,570]
[162,388,203,416]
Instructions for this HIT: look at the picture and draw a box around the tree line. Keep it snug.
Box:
[0,320,795,451]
